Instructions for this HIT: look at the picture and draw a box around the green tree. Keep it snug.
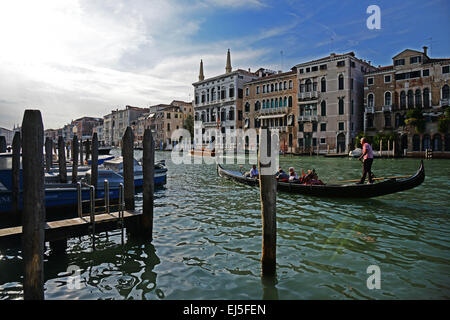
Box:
[405,109,425,133]
[183,114,194,142]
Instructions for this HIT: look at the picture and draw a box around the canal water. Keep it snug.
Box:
[0,152,449,299]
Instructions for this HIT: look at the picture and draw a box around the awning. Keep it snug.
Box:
[258,113,287,120]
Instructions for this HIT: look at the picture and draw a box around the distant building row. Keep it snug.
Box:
[193,47,449,155]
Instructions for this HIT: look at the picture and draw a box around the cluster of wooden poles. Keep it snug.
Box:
[8,110,277,299]
[11,110,156,300]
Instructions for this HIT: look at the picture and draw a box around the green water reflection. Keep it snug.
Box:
[0,152,449,299]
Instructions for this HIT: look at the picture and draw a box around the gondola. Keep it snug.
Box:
[217,161,425,198]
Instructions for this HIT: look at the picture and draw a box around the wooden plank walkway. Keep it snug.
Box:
[0,210,141,249]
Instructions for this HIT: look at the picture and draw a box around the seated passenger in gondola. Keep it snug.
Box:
[301,169,325,185]
[288,167,299,182]
[275,167,289,181]
[244,164,259,178]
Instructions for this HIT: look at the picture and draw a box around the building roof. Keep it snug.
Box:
[192,68,257,86]
[245,70,296,85]
[295,51,374,69]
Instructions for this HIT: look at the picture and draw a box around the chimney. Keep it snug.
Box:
[199,59,205,81]
[225,49,232,74]
[330,53,336,57]
[248,68,251,72]
[423,46,428,56]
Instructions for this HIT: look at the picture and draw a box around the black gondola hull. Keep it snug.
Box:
[217,161,425,198]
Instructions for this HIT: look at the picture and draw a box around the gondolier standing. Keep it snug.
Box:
[358,137,374,184]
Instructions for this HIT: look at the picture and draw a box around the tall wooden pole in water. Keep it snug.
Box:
[79,138,84,166]
[45,137,52,172]
[258,127,277,277]
[91,133,98,190]
[12,132,21,220]
[0,136,6,153]
[142,128,155,238]
[21,110,45,300]
[58,136,67,183]
[122,127,135,210]
[85,139,90,162]
[72,135,79,184]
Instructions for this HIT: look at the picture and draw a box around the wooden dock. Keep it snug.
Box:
[0,210,141,249]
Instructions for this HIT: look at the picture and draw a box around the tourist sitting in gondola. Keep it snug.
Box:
[275,167,289,181]
[288,167,299,182]
[300,169,325,185]
[244,164,259,179]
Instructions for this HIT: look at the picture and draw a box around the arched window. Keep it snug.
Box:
[263,100,266,109]
[422,134,431,151]
[368,94,374,108]
[433,134,442,151]
[275,99,278,108]
[385,113,391,127]
[271,84,274,92]
[220,108,226,121]
[338,98,344,114]
[288,96,293,108]
[423,88,430,108]
[255,101,261,111]
[338,74,344,90]
[228,107,234,121]
[289,80,292,89]
[415,89,422,108]
[283,81,287,90]
[274,83,278,91]
[443,84,450,100]
[229,85,235,98]
[385,92,391,106]
[305,79,312,92]
[279,82,282,90]
[283,96,287,107]
[321,100,326,116]
[407,90,414,108]
[400,91,406,109]
[211,88,216,101]
[321,77,326,92]
[271,98,274,108]
[195,112,199,121]
[279,97,282,108]
[395,113,400,128]
[244,102,250,112]
[412,134,420,151]
[263,85,266,93]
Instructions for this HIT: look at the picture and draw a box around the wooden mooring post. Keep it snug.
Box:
[79,138,84,166]
[122,127,135,211]
[58,136,67,183]
[85,139,91,162]
[141,128,155,239]
[12,132,21,222]
[21,110,45,300]
[72,135,79,184]
[91,133,98,190]
[0,136,6,153]
[258,127,277,277]
[45,137,53,172]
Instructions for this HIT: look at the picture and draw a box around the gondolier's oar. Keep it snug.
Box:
[339,175,411,183]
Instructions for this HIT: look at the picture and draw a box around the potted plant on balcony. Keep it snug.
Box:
[405,109,425,134]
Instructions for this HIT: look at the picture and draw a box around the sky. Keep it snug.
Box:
[0,0,449,130]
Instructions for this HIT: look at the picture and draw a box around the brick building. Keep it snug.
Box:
[363,46,450,155]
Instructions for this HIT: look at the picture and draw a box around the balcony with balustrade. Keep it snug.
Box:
[298,91,319,100]
[365,106,374,114]
[382,105,393,112]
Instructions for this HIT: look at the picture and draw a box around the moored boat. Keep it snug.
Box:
[217,161,425,198]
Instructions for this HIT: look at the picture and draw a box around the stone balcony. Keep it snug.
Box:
[298,115,318,122]
[259,107,288,114]
[382,104,393,112]
[298,91,319,100]
[365,106,375,114]
[441,99,450,107]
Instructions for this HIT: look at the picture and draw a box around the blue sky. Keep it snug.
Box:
[0,0,448,129]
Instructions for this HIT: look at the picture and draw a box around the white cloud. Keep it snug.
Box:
[0,0,281,129]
